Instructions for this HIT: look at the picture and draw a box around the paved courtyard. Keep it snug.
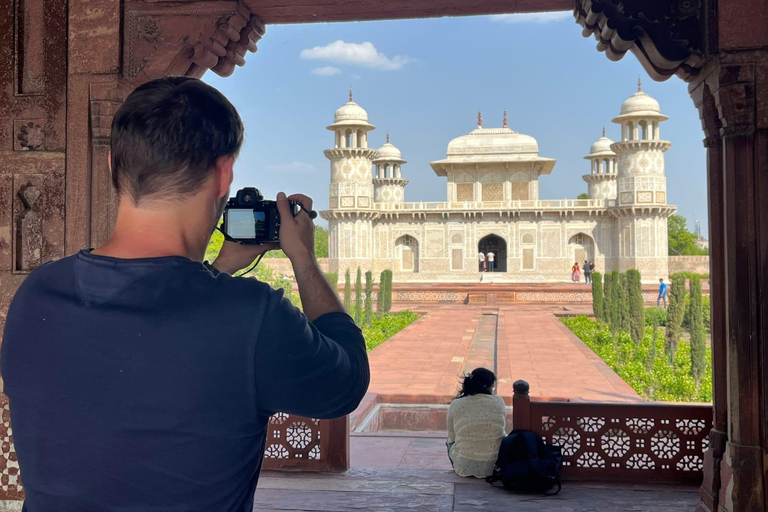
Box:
[370,304,640,403]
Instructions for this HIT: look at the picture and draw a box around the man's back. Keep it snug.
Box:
[2,250,368,511]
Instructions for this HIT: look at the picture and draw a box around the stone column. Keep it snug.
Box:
[694,50,768,512]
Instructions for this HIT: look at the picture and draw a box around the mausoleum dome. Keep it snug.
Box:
[614,78,668,121]
[447,127,539,157]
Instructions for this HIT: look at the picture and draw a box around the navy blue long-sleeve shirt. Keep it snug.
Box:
[1,249,369,511]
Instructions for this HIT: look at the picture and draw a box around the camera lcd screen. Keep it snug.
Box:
[226,209,266,239]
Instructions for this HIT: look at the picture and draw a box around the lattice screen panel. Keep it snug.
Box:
[456,183,473,202]
[263,413,329,470]
[481,183,503,202]
[511,183,529,201]
[522,248,535,270]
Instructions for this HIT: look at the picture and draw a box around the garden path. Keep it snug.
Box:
[368,304,640,403]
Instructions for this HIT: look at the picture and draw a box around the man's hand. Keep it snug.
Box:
[276,192,315,265]
[211,240,278,275]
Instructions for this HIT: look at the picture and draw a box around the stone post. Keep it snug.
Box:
[512,380,531,431]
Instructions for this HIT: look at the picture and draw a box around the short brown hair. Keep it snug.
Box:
[110,77,244,203]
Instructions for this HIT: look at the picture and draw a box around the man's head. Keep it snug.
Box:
[110,77,243,211]
[660,278,664,283]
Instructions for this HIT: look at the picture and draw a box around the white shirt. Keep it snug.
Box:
[478,253,485,262]
[487,252,495,262]
[447,394,507,478]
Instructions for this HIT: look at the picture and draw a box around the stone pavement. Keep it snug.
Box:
[257,450,699,511]
[369,304,640,404]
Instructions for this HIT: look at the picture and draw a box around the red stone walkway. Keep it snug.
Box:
[368,304,640,404]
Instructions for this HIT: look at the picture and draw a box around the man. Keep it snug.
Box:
[658,278,668,308]
[1,77,370,511]
[487,251,495,272]
[478,251,485,272]
[583,259,591,284]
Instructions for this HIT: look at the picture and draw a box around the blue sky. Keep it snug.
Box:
[203,12,709,236]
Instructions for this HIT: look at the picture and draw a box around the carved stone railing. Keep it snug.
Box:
[374,199,607,211]
[262,414,348,471]
[513,381,712,484]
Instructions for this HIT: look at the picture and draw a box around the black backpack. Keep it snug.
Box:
[486,430,563,495]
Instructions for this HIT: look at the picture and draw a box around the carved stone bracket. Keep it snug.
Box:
[122,0,266,85]
[575,0,712,81]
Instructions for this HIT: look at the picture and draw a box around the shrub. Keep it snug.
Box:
[363,311,419,352]
[354,268,363,325]
[683,294,711,334]
[645,307,667,327]
[591,272,604,323]
[665,274,687,361]
[626,270,645,345]
[343,268,351,312]
[364,271,373,326]
[689,276,706,387]
[609,271,622,332]
[562,315,712,403]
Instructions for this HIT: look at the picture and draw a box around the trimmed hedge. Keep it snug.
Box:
[591,272,604,323]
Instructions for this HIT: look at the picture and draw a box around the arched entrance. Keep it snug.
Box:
[478,234,507,273]
[394,235,418,272]
[568,233,595,268]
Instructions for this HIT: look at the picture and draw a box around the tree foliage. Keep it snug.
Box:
[364,271,374,326]
[354,268,362,325]
[577,193,589,200]
[668,214,707,256]
[343,268,351,312]
[689,276,706,386]
[591,272,604,323]
[603,271,613,327]
[626,269,645,345]
[665,274,687,361]
[314,226,329,258]
[378,269,393,314]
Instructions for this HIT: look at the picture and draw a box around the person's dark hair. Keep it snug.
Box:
[110,77,244,203]
[456,367,496,399]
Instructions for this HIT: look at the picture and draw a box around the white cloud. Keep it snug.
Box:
[350,73,362,80]
[312,66,342,76]
[300,40,413,71]
[489,11,572,24]
[266,162,317,173]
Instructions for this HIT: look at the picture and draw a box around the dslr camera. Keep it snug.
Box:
[221,187,299,244]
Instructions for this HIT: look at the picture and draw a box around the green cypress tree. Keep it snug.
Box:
[665,273,687,361]
[618,272,631,334]
[610,270,622,333]
[354,268,362,325]
[626,269,645,344]
[364,270,374,326]
[343,268,351,312]
[591,272,604,323]
[382,269,393,314]
[377,270,386,314]
[689,276,706,387]
[603,271,613,327]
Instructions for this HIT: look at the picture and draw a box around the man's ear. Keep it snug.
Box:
[214,155,235,198]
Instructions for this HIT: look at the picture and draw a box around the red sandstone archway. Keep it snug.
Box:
[0,1,766,511]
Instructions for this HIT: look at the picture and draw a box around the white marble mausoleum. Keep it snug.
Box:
[320,82,676,283]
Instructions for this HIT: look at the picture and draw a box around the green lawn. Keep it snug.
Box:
[562,315,712,403]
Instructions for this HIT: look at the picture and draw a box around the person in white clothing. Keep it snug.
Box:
[487,252,495,272]
[478,252,485,272]
[446,368,507,478]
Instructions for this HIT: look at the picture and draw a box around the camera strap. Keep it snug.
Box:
[213,226,267,277]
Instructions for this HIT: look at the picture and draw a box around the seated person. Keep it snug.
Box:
[446,367,507,478]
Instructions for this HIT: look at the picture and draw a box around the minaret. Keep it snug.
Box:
[373,133,409,205]
[582,127,618,200]
[320,89,378,274]
[609,78,675,279]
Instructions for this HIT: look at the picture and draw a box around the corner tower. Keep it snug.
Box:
[321,89,379,275]
[582,127,617,200]
[373,133,408,205]
[610,78,676,279]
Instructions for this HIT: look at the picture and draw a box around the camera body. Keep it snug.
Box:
[221,187,298,244]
